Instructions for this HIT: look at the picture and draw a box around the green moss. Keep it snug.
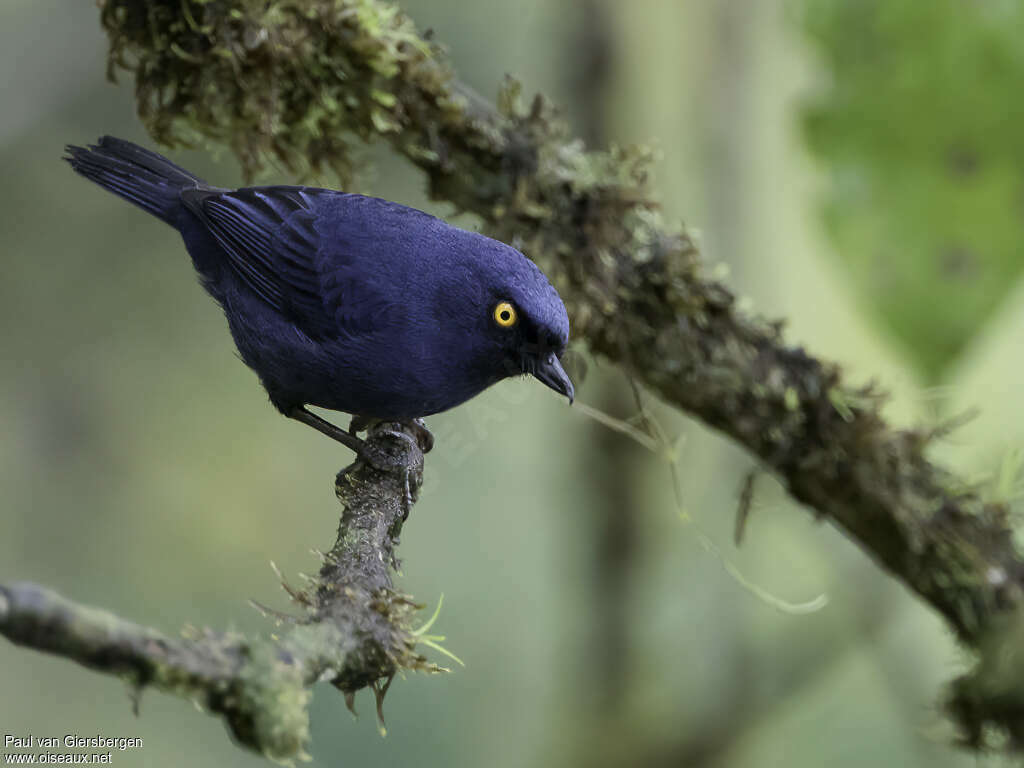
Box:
[102,0,443,182]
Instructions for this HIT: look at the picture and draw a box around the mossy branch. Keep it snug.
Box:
[0,423,437,761]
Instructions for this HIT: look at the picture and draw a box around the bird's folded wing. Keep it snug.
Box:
[182,186,382,340]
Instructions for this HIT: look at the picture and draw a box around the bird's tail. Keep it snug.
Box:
[64,136,206,227]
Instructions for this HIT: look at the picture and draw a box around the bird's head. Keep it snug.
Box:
[444,233,574,404]
[487,279,573,404]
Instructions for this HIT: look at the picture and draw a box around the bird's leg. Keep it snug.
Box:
[288,406,368,455]
[291,407,421,479]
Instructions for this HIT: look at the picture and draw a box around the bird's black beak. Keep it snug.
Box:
[533,353,575,404]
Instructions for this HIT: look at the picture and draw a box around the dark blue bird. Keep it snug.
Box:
[64,136,573,457]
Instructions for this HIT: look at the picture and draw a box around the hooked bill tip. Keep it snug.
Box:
[533,353,574,404]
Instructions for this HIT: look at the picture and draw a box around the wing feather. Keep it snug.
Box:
[182,186,390,340]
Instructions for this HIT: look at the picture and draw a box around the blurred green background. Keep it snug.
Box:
[2,1,1023,766]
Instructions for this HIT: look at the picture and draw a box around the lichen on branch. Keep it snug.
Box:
[101,0,448,181]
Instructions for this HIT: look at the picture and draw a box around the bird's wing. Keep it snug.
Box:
[182,186,391,339]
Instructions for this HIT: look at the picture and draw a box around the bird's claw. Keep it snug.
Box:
[349,415,433,454]
[408,418,434,453]
[357,427,418,471]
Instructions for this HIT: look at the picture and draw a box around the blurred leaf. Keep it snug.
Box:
[799,0,1024,379]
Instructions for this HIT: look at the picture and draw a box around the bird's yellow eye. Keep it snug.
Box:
[493,301,517,328]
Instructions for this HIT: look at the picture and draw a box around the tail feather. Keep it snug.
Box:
[64,136,206,227]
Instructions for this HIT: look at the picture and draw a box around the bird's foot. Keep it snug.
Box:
[357,427,418,474]
[349,415,433,454]
[356,425,423,518]
[292,407,424,520]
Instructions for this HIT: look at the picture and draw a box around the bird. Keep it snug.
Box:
[64,136,573,461]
